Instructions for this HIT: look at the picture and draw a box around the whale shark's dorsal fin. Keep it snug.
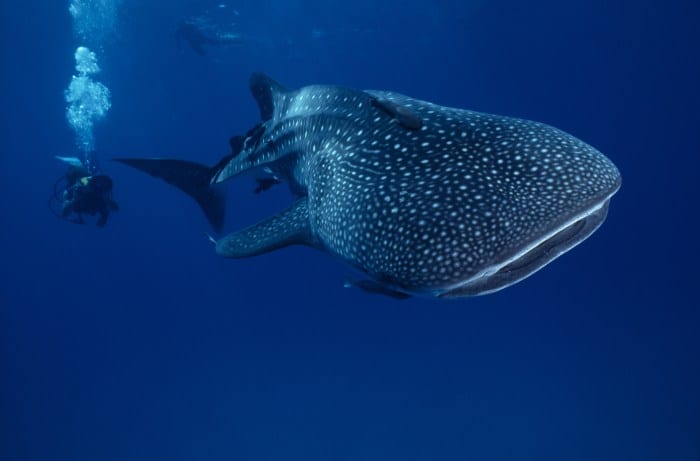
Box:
[249,73,288,121]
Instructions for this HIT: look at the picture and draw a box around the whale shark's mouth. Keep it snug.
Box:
[439,197,614,298]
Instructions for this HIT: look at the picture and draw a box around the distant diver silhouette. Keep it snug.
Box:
[50,157,119,227]
[176,19,242,56]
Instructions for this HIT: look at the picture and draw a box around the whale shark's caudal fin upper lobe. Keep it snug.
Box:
[113,158,225,232]
[112,75,289,234]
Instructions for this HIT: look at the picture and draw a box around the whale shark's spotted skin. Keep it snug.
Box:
[117,74,621,299]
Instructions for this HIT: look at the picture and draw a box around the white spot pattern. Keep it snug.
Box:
[218,84,621,295]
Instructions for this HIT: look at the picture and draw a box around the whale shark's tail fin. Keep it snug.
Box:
[114,158,225,232]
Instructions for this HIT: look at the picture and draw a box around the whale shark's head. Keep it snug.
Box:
[275,88,621,297]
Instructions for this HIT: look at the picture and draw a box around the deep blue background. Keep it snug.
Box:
[1,1,698,460]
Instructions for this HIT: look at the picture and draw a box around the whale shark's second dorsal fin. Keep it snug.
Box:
[249,73,288,121]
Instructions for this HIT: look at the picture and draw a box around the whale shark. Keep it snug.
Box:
[116,73,621,299]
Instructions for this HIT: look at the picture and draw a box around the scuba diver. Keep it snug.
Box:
[50,156,118,227]
[176,18,243,56]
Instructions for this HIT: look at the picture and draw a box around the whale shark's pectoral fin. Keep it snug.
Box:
[343,276,412,300]
[215,197,315,258]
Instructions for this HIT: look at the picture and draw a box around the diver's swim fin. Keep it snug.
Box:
[114,158,225,232]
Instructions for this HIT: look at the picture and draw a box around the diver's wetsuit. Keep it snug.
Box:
[61,171,118,227]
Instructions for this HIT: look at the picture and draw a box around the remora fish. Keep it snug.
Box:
[116,73,621,299]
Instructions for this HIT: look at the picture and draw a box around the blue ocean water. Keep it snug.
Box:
[1,0,698,459]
